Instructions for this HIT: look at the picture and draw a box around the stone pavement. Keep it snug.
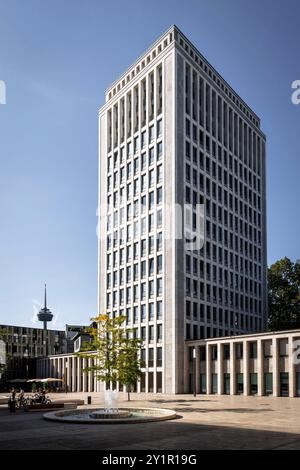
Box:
[0,392,300,450]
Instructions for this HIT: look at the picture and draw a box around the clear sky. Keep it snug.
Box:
[0,0,299,329]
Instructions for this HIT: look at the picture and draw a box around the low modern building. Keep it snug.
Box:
[186,329,300,397]
[0,324,65,386]
[37,329,300,397]
[37,352,99,393]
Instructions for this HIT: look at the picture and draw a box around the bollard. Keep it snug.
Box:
[87,395,92,405]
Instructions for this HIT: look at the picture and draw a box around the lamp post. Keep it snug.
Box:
[193,347,196,397]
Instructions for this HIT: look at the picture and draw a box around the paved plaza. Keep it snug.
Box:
[0,393,300,450]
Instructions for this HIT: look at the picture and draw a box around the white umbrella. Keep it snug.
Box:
[40,378,64,383]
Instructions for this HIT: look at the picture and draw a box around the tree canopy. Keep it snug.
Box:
[268,257,300,331]
[77,314,144,399]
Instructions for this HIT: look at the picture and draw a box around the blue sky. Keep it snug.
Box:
[0,0,299,328]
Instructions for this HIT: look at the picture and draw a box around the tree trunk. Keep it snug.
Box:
[127,391,130,401]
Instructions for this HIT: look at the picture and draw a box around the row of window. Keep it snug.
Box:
[107,166,163,208]
[185,283,262,308]
[107,232,163,257]
[186,276,262,299]
[186,318,263,340]
[186,304,262,328]
[107,64,163,151]
[141,347,162,367]
[107,188,163,223]
[107,256,163,287]
[107,150,163,193]
[185,139,262,192]
[107,208,163,236]
[107,300,163,324]
[106,278,163,307]
[184,63,265,172]
[189,242,262,267]
[186,256,262,282]
[185,170,262,213]
[196,372,293,397]
[108,120,163,168]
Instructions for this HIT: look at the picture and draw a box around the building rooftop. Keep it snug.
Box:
[102,25,261,130]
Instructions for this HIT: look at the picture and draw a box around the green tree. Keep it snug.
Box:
[78,314,144,400]
[117,337,143,401]
[268,257,300,331]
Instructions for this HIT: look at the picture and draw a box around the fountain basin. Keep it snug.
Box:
[43,407,176,424]
[89,409,132,419]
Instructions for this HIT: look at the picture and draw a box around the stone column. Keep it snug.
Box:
[83,357,87,392]
[67,357,72,393]
[72,356,77,392]
[57,357,60,381]
[272,338,279,397]
[183,346,190,394]
[289,336,295,397]
[88,358,93,392]
[257,339,263,396]
[230,342,236,395]
[243,340,249,396]
[195,346,200,394]
[77,357,82,392]
[217,343,224,395]
[206,344,211,395]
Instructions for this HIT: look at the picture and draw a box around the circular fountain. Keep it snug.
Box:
[43,391,176,424]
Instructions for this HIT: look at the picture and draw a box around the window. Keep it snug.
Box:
[149,258,154,276]
[157,187,162,205]
[157,278,163,296]
[149,303,154,321]
[264,373,273,396]
[157,324,163,342]
[157,255,163,274]
[236,373,243,394]
[157,347,162,367]
[223,344,230,360]
[250,373,258,395]
[157,232,162,252]
[157,165,163,183]
[149,325,154,343]
[157,119,162,138]
[149,125,154,143]
[141,304,146,322]
[236,343,243,359]
[249,342,257,359]
[149,147,154,166]
[157,142,163,160]
[157,209,162,228]
[148,348,154,367]
[157,300,162,320]
[149,280,154,298]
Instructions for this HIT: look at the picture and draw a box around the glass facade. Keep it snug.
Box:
[250,372,258,395]
[264,372,273,395]
[280,372,289,397]
[236,373,244,394]
[224,373,230,394]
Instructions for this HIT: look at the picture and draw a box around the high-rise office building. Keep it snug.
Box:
[98,26,267,393]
